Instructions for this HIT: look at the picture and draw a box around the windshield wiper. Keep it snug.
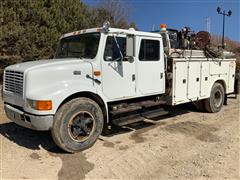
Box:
[76,55,83,59]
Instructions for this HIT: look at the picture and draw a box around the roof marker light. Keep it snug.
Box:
[102,21,110,32]
[160,24,167,31]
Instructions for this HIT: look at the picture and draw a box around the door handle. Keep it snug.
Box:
[132,74,135,81]
[160,73,163,79]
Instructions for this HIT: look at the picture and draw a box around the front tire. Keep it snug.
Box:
[204,83,225,113]
[51,97,104,153]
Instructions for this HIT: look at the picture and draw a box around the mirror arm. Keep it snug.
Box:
[113,35,124,60]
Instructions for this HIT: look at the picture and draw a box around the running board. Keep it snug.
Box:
[111,108,169,126]
[111,114,144,126]
[109,100,167,117]
[142,108,169,119]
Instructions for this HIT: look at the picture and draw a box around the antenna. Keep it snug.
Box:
[205,17,211,33]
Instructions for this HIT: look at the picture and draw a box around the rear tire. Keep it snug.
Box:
[204,83,225,113]
[51,97,104,153]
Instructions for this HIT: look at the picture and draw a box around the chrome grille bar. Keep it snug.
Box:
[4,70,24,96]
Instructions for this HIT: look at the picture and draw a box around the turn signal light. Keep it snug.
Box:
[36,100,52,111]
[94,71,101,76]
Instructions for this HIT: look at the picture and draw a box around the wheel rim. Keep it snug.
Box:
[67,111,96,143]
[213,90,222,108]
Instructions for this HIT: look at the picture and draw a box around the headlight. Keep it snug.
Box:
[27,99,52,111]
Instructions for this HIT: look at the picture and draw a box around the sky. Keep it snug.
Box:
[82,0,240,42]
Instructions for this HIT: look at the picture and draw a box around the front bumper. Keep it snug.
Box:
[4,104,53,131]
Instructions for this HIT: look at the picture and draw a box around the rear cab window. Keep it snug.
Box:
[139,39,160,61]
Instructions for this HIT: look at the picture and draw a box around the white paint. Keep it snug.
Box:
[2,27,236,123]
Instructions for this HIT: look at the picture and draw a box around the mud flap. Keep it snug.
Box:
[224,95,227,105]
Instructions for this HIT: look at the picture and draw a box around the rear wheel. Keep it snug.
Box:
[204,83,225,113]
[51,97,104,153]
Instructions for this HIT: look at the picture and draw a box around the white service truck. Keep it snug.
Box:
[3,22,238,152]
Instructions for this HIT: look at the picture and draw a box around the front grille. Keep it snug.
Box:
[4,70,24,96]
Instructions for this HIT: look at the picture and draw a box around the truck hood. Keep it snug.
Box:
[3,57,96,112]
[5,58,86,72]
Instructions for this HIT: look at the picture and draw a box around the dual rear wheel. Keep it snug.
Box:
[195,82,225,113]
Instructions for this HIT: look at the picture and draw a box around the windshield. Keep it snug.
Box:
[55,32,100,59]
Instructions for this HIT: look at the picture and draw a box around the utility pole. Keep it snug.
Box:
[205,17,211,33]
[217,7,232,49]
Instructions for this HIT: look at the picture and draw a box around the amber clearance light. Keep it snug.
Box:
[35,100,52,111]
[94,71,101,76]
[160,24,167,30]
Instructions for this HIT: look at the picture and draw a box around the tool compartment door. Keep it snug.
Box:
[200,62,210,97]
[228,61,236,93]
[187,62,201,99]
[173,61,188,103]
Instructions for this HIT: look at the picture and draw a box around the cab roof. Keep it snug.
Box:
[61,27,162,39]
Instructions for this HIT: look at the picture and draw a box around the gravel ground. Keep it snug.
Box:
[0,96,239,180]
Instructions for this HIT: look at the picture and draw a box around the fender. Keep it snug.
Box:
[207,77,227,97]
[25,79,109,120]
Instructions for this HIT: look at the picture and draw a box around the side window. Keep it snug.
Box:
[139,39,160,61]
[104,36,126,61]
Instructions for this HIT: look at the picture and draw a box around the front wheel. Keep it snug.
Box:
[51,97,104,153]
[204,83,225,113]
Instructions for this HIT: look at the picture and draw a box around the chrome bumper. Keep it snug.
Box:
[4,104,53,131]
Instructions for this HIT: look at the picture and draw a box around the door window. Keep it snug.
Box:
[139,39,160,61]
[104,36,126,61]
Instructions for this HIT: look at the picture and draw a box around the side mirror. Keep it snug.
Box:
[126,34,135,58]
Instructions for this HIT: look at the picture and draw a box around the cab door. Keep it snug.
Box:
[136,37,165,95]
[101,35,136,100]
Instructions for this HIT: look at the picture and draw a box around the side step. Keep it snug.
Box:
[111,114,144,126]
[142,108,169,119]
[109,100,166,116]
[110,105,142,116]
[111,108,169,126]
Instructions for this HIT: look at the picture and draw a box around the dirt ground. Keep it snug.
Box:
[0,96,239,180]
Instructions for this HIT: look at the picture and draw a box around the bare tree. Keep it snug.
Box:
[101,0,129,26]
[88,0,131,29]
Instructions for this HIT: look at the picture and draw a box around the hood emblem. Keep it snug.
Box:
[73,71,81,75]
